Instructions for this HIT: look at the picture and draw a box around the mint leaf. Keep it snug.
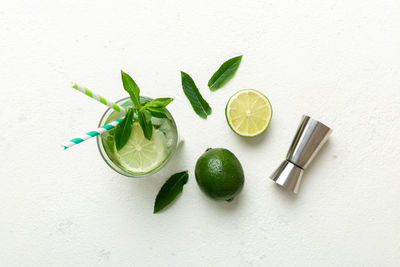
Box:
[146,107,167,118]
[139,97,152,106]
[208,55,242,91]
[154,171,189,213]
[144,98,174,108]
[114,109,134,150]
[138,109,153,140]
[142,98,173,118]
[121,70,141,108]
[180,71,212,119]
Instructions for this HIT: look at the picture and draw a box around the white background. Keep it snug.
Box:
[1,0,400,266]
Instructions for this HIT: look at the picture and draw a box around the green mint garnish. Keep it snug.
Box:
[142,98,173,119]
[119,71,174,142]
[180,71,212,119]
[121,70,141,109]
[208,55,242,91]
[154,171,189,213]
[143,97,174,109]
[145,107,167,118]
[139,97,152,106]
[138,109,153,140]
[114,108,134,150]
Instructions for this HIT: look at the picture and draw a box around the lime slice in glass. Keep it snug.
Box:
[115,123,167,173]
[225,89,272,137]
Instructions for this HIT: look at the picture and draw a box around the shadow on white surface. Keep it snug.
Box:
[196,184,245,214]
[272,184,298,202]
[300,138,333,192]
[235,121,274,147]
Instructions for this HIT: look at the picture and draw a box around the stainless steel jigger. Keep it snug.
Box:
[270,115,332,193]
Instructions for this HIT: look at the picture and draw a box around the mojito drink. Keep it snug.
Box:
[97,97,178,177]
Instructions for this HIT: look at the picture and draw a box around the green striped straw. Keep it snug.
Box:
[62,117,124,150]
[72,82,126,114]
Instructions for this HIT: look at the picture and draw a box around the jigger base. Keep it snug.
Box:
[270,160,304,194]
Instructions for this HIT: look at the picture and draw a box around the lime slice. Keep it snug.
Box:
[225,89,272,137]
[115,123,167,173]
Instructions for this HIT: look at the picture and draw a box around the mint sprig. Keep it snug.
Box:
[116,70,174,147]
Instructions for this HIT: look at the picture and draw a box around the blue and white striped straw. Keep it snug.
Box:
[62,118,124,150]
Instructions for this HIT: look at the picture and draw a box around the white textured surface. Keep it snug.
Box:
[1,1,400,266]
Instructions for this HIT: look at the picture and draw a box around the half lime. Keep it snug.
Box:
[225,89,272,137]
[115,123,167,173]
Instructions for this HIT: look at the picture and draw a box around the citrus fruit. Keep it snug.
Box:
[225,89,272,137]
[195,148,244,201]
[115,122,167,173]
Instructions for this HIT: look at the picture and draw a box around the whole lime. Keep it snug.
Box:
[195,148,245,201]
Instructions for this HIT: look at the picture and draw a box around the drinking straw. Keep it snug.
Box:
[72,82,126,114]
[62,117,124,150]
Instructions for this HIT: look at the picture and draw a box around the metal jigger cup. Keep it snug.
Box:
[270,115,332,193]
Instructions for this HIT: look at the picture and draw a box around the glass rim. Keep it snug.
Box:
[96,96,178,178]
